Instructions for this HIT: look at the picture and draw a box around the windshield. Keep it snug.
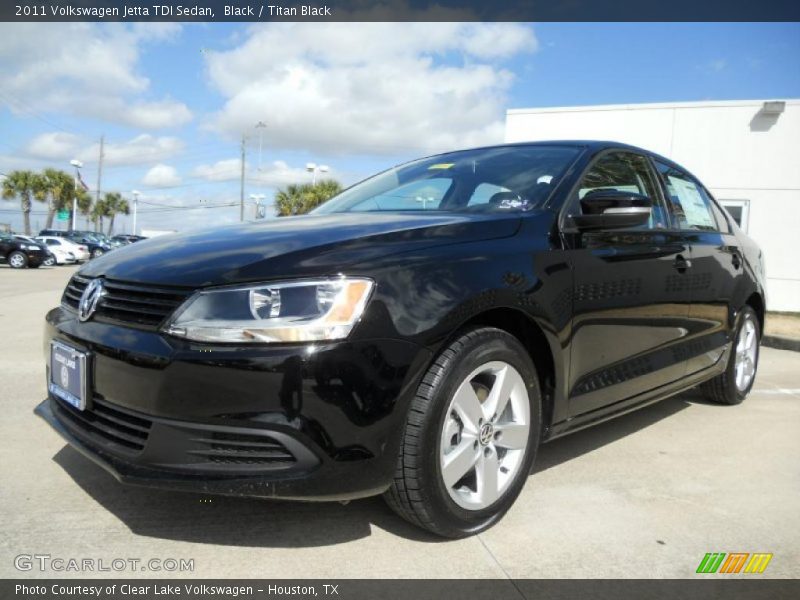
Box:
[313,145,581,215]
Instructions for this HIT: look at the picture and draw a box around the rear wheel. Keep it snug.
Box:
[384,327,541,538]
[8,251,28,269]
[702,306,760,405]
[91,248,104,259]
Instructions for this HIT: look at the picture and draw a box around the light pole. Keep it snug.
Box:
[250,193,266,219]
[69,159,83,231]
[131,190,140,235]
[255,121,267,170]
[306,163,329,185]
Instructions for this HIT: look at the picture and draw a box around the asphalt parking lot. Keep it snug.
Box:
[1,264,798,579]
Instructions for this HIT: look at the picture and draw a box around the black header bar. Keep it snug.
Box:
[3,0,800,22]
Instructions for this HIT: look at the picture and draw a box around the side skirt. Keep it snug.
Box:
[544,343,730,442]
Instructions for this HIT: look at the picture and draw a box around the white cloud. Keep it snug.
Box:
[142,164,182,187]
[709,59,727,71]
[193,158,242,182]
[204,23,537,155]
[24,132,185,167]
[194,158,338,188]
[85,134,185,166]
[0,23,192,130]
[25,132,82,160]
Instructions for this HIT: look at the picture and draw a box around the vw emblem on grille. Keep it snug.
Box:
[60,365,69,388]
[78,279,106,322]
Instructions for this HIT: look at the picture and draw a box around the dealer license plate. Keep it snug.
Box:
[49,341,89,410]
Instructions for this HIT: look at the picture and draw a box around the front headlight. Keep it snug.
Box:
[164,277,374,343]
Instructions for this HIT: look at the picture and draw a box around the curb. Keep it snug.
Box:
[762,335,800,353]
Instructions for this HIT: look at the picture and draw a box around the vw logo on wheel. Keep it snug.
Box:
[78,279,106,322]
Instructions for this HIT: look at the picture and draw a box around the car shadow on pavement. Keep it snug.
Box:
[52,389,700,547]
[52,446,441,546]
[533,390,698,474]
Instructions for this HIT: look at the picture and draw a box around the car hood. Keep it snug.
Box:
[79,212,522,288]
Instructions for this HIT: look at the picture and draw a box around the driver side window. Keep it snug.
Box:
[568,152,667,230]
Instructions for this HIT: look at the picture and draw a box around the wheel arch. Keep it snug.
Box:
[745,291,765,337]
[454,307,558,435]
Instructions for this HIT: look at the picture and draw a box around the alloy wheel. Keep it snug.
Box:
[734,316,758,391]
[9,253,25,268]
[439,361,530,511]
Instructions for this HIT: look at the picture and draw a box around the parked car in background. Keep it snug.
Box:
[111,234,147,244]
[35,141,766,538]
[74,231,122,249]
[1,232,47,268]
[77,236,113,258]
[35,236,81,265]
[14,235,62,267]
[37,229,114,259]
[37,236,90,263]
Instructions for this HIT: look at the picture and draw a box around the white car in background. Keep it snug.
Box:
[36,236,88,263]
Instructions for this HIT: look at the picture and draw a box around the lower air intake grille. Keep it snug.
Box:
[52,396,152,453]
[188,431,296,466]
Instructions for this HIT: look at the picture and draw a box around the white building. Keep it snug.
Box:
[505,99,800,312]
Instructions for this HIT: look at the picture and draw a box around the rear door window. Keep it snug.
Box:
[653,161,718,231]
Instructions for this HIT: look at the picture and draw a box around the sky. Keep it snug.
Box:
[1,22,799,235]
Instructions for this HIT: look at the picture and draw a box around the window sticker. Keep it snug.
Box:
[668,176,715,228]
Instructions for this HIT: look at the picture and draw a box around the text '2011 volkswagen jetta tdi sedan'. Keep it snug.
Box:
[36,141,765,537]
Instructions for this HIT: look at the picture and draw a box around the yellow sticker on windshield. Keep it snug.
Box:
[428,163,454,170]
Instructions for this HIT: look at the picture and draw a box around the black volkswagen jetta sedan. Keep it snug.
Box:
[36,141,765,537]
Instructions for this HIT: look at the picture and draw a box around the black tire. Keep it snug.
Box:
[8,251,28,269]
[91,249,104,259]
[43,256,55,267]
[702,306,760,405]
[384,327,542,538]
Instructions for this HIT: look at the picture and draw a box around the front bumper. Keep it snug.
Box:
[38,306,432,500]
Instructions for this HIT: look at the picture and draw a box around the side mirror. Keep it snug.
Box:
[571,190,652,231]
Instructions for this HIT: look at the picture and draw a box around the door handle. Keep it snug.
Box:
[673,255,692,272]
[732,253,742,270]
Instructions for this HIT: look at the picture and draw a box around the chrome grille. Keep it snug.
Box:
[63,275,190,329]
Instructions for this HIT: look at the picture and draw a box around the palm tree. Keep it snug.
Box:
[1,170,47,234]
[75,187,93,228]
[41,168,75,229]
[91,196,110,233]
[102,192,130,235]
[274,179,343,216]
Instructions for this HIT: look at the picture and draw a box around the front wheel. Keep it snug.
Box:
[8,251,28,269]
[91,248,104,259]
[702,306,760,405]
[384,327,541,538]
[43,256,55,267]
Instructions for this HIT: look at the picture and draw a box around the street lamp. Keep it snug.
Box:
[250,193,266,219]
[305,163,329,185]
[131,190,140,235]
[255,121,267,170]
[69,159,83,231]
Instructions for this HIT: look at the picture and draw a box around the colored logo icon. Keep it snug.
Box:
[696,552,773,574]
